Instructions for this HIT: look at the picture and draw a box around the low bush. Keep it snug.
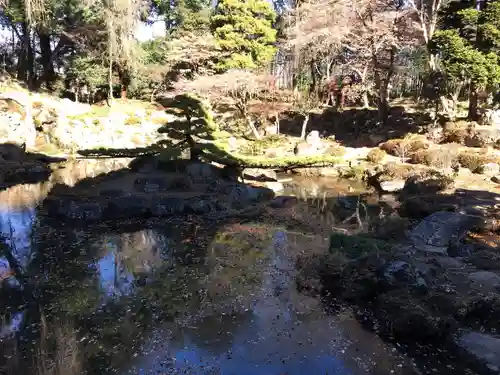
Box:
[366,148,387,163]
[458,152,490,172]
[410,148,459,169]
[380,136,429,158]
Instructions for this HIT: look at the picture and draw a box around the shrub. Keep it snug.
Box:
[442,127,468,144]
[410,148,458,169]
[380,136,428,158]
[367,148,387,163]
[124,115,142,125]
[458,152,490,172]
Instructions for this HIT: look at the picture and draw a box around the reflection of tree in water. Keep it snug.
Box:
[1,220,297,375]
[175,312,253,357]
[201,224,272,314]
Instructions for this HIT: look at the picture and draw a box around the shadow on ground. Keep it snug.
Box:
[278,106,431,147]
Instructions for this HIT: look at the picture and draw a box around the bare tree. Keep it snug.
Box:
[285,0,417,121]
[174,70,278,139]
[407,0,449,70]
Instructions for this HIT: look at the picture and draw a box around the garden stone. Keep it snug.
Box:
[408,211,482,255]
[379,180,405,193]
[480,163,500,176]
[456,331,500,374]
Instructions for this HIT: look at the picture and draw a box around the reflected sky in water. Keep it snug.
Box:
[0,207,36,272]
[0,176,419,375]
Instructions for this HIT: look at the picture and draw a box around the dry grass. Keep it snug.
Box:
[366,148,387,163]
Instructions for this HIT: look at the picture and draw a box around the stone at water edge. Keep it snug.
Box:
[264,181,284,193]
[456,331,500,374]
[408,211,483,255]
[379,180,406,193]
[243,168,278,182]
[480,163,500,176]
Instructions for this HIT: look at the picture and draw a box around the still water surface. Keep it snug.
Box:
[0,159,418,375]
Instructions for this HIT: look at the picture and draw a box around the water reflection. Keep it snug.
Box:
[0,207,36,272]
[0,160,420,375]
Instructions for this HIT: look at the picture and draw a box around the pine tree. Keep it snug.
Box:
[431,1,500,118]
[210,0,277,71]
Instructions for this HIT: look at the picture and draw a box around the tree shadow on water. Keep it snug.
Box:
[0,143,62,191]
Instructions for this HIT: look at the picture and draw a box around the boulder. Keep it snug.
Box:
[481,109,500,128]
[305,130,321,144]
[408,211,483,255]
[209,182,274,207]
[294,130,328,157]
[456,331,500,374]
[379,179,405,193]
[480,163,500,176]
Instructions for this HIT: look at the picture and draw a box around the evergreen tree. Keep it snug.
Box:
[431,1,500,118]
[210,0,277,71]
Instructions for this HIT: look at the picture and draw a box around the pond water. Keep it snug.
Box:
[0,159,420,375]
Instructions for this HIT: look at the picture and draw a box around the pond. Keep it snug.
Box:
[0,158,420,375]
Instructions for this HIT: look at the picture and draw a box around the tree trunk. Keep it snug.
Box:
[246,115,261,139]
[468,84,479,121]
[38,31,55,89]
[373,49,395,124]
[309,59,317,96]
[362,91,369,109]
[300,113,309,139]
[17,22,34,86]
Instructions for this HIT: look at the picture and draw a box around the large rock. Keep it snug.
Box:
[481,109,500,128]
[480,162,500,176]
[456,331,500,374]
[379,180,405,193]
[408,211,482,255]
[294,130,329,157]
[0,111,36,148]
